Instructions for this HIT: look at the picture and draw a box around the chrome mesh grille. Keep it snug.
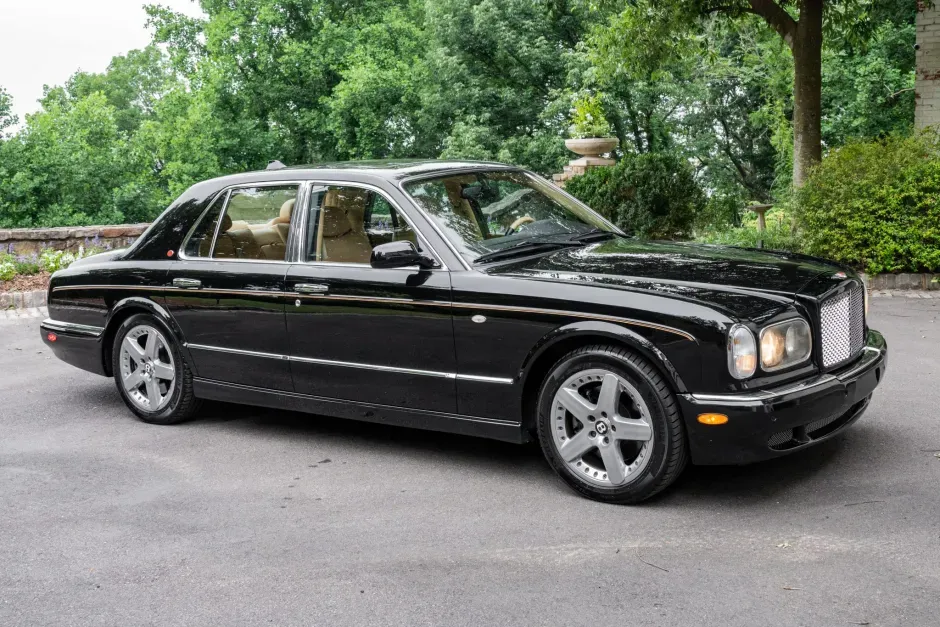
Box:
[819,284,865,368]
[767,429,794,448]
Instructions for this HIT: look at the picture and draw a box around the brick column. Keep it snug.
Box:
[916,1,940,129]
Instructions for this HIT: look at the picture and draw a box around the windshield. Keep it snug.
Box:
[403,170,618,263]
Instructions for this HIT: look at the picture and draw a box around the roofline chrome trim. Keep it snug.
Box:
[184,342,514,384]
[40,318,105,338]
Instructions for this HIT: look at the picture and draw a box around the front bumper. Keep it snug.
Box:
[679,329,887,465]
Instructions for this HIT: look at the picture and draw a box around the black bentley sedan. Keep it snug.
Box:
[40,160,887,503]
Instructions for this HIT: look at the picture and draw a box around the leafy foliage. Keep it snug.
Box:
[794,133,940,273]
[0,256,15,281]
[569,93,612,139]
[565,152,706,239]
[0,86,18,136]
[0,0,921,244]
[696,208,803,252]
[0,246,102,280]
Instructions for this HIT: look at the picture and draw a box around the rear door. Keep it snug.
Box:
[165,182,303,392]
[284,182,457,413]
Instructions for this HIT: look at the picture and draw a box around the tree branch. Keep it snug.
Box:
[748,0,797,48]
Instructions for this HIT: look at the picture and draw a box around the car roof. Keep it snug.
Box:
[199,159,521,189]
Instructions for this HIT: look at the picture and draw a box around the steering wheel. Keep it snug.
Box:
[505,215,536,235]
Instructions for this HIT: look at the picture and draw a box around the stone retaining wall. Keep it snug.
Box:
[863,272,938,290]
[0,224,149,256]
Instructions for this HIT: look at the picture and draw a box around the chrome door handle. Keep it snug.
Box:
[295,283,329,295]
[172,278,202,289]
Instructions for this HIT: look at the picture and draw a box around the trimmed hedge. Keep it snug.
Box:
[565,152,705,239]
[795,133,940,273]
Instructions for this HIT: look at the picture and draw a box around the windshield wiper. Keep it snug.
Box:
[474,239,583,264]
[567,228,616,243]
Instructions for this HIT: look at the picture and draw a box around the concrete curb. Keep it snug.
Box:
[0,306,48,322]
[871,290,937,298]
[0,289,48,310]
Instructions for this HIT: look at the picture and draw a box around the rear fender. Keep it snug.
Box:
[102,296,195,375]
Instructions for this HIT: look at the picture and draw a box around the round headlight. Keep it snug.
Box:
[760,327,786,369]
[728,324,757,379]
[759,319,812,372]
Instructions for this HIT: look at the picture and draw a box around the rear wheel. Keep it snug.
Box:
[536,345,687,504]
[111,314,200,425]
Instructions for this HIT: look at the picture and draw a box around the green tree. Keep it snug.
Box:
[0,86,17,135]
[0,93,129,227]
[602,0,874,187]
[63,46,177,134]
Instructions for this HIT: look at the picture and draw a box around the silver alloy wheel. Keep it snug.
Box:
[551,368,654,487]
[119,324,176,412]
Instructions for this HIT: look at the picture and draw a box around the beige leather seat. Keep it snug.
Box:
[270,199,294,242]
[210,213,262,259]
[206,214,235,257]
[317,191,372,263]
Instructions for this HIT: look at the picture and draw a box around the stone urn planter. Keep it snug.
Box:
[564,137,619,158]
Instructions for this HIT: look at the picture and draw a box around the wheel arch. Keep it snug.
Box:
[101,296,192,376]
[519,321,689,433]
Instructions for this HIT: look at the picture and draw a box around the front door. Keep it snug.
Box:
[285,184,456,413]
[165,183,301,392]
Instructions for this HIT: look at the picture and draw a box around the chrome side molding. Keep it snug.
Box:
[185,342,514,385]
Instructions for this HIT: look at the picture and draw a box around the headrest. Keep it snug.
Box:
[220,213,233,232]
[321,205,352,238]
[272,199,295,224]
[323,189,341,208]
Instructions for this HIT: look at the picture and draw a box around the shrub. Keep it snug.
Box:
[569,93,612,139]
[565,152,706,239]
[794,133,940,273]
[0,255,15,281]
[39,249,77,274]
[697,208,804,253]
[37,246,103,274]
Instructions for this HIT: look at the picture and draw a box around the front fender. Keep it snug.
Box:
[520,320,691,395]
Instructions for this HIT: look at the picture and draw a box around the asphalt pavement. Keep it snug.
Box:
[1,296,938,626]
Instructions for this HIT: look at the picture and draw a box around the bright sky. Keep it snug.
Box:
[0,0,205,126]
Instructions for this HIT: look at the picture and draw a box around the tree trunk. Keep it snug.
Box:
[791,0,823,187]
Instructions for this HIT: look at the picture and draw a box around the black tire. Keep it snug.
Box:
[535,344,687,504]
[111,313,201,425]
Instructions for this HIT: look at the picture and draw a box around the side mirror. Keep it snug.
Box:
[370,241,437,270]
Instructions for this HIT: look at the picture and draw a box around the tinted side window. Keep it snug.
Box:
[212,186,298,261]
[305,186,420,263]
[183,195,225,258]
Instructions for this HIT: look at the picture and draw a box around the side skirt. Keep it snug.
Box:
[193,378,526,444]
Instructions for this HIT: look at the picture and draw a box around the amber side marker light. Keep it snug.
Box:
[47,332,57,342]
[697,413,729,426]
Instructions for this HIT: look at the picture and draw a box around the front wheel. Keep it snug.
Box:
[536,345,688,504]
[111,313,201,425]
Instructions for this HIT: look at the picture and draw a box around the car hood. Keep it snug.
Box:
[485,238,848,320]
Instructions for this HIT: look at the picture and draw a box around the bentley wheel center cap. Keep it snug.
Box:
[595,421,609,436]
